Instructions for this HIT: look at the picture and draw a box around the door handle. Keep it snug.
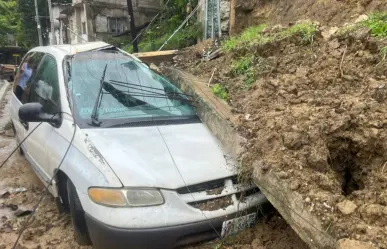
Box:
[20,121,28,130]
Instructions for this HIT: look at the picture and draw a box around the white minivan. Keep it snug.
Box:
[10,42,268,249]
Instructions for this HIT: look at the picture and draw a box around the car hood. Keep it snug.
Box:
[84,123,236,189]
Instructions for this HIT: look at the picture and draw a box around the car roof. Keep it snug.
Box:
[29,41,113,57]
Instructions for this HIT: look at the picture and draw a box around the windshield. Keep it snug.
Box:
[65,49,198,128]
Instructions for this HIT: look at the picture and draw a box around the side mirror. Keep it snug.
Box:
[18,103,62,128]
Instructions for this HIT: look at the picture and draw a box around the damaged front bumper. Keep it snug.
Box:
[85,205,269,249]
[78,183,270,248]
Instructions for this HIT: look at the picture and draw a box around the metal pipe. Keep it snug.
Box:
[204,0,208,40]
[34,0,43,46]
[216,0,221,38]
[47,0,55,45]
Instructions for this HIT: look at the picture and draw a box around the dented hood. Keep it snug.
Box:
[83,123,236,189]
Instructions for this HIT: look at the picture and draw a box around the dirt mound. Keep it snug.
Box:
[172,19,387,248]
[231,0,386,34]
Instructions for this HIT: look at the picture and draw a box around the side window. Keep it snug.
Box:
[13,52,44,103]
[28,55,60,114]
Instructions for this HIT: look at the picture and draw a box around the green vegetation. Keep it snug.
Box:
[231,56,257,88]
[128,23,201,53]
[221,22,317,52]
[231,56,255,76]
[363,12,387,38]
[211,83,229,101]
[222,24,267,52]
[126,0,201,52]
[285,22,317,43]
[336,12,387,39]
[0,0,20,46]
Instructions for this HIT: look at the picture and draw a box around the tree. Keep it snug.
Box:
[17,0,50,47]
[0,0,20,46]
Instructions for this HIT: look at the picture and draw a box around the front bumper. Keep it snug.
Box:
[85,206,270,249]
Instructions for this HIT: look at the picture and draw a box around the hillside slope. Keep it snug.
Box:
[231,0,386,34]
[171,15,387,248]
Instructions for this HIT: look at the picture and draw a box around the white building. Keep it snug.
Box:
[51,0,160,45]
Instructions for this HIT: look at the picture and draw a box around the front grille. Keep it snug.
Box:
[177,175,260,211]
[235,187,260,200]
[177,176,237,194]
[189,195,233,211]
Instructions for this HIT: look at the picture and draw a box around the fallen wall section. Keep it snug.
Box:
[162,67,337,249]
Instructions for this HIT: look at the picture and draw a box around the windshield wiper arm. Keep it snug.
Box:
[90,64,108,126]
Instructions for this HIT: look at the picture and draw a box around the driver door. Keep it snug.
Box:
[11,52,44,145]
[22,54,61,184]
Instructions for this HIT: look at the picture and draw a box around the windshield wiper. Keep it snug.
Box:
[90,64,108,126]
[108,80,195,106]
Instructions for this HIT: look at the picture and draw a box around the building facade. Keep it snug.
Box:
[53,0,160,45]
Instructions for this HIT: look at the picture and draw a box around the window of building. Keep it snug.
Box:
[82,22,86,35]
[107,17,126,33]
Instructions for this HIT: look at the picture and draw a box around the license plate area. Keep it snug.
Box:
[221,212,257,237]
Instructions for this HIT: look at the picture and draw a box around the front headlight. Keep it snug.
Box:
[88,187,164,207]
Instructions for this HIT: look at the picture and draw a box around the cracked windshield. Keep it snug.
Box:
[67,49,196,125]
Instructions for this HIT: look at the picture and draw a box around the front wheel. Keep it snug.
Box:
[67,179,92,246]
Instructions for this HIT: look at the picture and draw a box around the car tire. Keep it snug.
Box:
[67,179,92,246]
[57,174,70,213]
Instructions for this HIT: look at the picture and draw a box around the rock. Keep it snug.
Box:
[271,24,286,33]
[322,26,339,40]
[351,27,371,41]
[235,1,255,12]
[354,14,369,23]
[342,75,355,81]
[307,145,329,172]
[361,204,386,220]
[305,197,311,203]
[368,77,382,89]
[336,239,376,249]
[337,200,358,215]
[283,132,306,150]
[328,39,341,49]
[219,0,230,19]
[277,171,289,179]
[290,180,300,190]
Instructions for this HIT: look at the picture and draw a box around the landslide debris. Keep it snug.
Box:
[170,15,387,248]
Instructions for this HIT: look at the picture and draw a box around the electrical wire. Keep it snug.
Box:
[158,2,203,51]
[122,0,172,51]
[0,122,43,169]
[4,111,76,249]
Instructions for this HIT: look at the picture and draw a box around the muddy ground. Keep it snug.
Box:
[171,19,387,248]
[0,87,307,248]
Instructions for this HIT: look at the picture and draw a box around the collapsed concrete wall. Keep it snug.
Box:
[162,67,336,249]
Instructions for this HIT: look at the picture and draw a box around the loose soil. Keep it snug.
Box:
[231,0,386,35]
[0,90,307,248]
[171,20,387,248]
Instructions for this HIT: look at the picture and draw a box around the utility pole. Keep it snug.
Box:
[47,0,55,45]
[34,0,43,46]
[126,0,138,52]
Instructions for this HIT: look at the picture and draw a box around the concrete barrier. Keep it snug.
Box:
[162,66,337,249]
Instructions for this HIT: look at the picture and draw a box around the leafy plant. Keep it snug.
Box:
[212,83,229,100]
[222,24,266,51]
[231,56,255,76]
[222,22,317,52]
[125,0,201,52]
[231,56,257,88]
[284,22,317,43]
[363,12,387,38]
